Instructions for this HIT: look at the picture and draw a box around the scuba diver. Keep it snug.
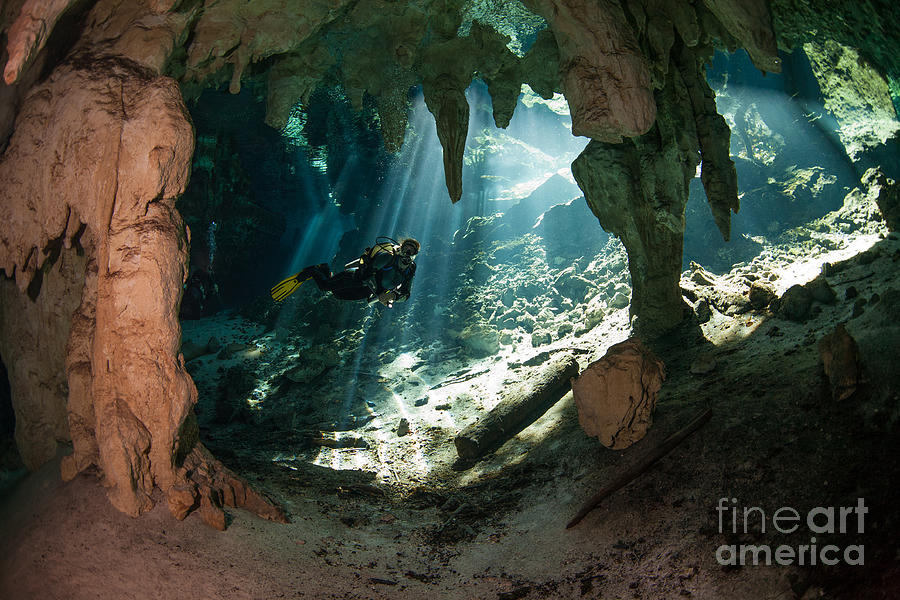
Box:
[271,237,420,308]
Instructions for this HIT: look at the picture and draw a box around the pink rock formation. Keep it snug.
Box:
[2,0,76,85]
[1,2,286,526]
[522,0,656,142]
[175,444,287,530]
[571,338,666,449]
[0,57,197,515]
[74,0,193,74]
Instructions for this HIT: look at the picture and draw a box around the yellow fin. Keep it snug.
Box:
[270,273,310,302]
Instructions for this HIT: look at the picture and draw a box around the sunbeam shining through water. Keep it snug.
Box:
[174,46,900,500]
[294,80,590,472]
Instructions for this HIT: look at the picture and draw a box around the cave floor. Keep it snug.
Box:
[2,225,900,599]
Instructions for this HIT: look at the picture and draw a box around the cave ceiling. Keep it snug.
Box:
[4,1,898,209]
[2,0,786,200]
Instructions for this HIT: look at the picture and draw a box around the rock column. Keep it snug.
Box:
[572,39,742,336]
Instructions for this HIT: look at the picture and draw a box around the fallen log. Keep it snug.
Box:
[454,353,580,462]
[566,407,713,528]
[310,435,369,449]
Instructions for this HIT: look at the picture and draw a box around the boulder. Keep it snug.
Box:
[807,276,837,305]
[583,294,606,329]
[553,266,595,302]
[748,281,777,310]
[285,344,340,383]
[531,330,552,347]
[459,322,500,357]
[694,299,712,323]
[778,284,813,322]
[572,337,665,449]
[181,340,212,363]
[867,169,899,231]
[609,291,630,309]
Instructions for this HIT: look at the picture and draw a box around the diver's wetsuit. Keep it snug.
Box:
[307,264,371,300]
[305,247,416,302]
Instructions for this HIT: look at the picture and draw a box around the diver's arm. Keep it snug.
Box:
[377,290,398,306]
[395,263,416,302]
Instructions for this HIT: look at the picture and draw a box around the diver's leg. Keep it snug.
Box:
[320,270,371,300]
[307,264,334,290]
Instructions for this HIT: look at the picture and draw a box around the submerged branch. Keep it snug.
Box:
[566,407,713,529]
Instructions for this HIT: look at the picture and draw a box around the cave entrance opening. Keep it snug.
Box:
[175,46,898,513]
[177,78,625,500]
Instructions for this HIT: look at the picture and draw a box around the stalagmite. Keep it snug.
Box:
[0,58,196,514]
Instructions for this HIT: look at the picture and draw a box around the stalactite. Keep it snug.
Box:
[522,0,657,141]
[422,73,470,203]
[675,45,739,241]
[701,0,781,73]
[2,0,76,85]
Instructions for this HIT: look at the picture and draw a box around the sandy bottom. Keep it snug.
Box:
[3,232,900,599]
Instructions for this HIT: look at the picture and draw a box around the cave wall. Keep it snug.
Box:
[771,0,900,114]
